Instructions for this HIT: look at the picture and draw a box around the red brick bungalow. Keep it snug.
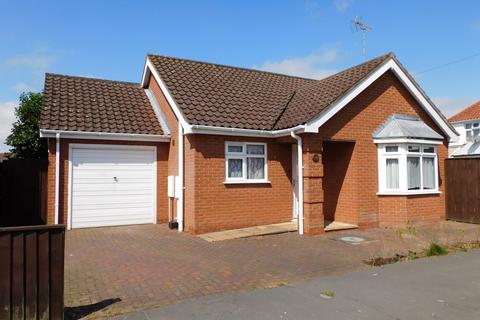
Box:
[39,53,458,235]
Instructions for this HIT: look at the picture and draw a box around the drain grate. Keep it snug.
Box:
[338,236,366,243]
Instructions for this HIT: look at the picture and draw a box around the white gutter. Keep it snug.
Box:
[290,131,304,235]
[54,133,60,224]
[177,123,184,232]
[187,124,305,138]
[40,129,170,142]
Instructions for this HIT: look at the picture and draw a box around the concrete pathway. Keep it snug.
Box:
[198,222,298,242]
[116,249,480,320]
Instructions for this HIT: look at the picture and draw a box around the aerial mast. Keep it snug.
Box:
[352,17,372,61]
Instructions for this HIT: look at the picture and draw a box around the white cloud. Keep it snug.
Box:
[4,46,59,77]
[334,0,354,12]
[11,82,32,93]
[0,101,17,152]
[433,97,477,118]
[253,49,339,79]
[471,18,480,31]
[304,0,321,18]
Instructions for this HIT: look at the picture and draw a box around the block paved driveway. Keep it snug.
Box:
[64,222,480,319]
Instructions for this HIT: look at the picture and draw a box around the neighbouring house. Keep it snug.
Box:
[39,52,458,235]
[448,101,480,157]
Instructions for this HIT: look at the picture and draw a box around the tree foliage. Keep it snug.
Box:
[6,92,47,159]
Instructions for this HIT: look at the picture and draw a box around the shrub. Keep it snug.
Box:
[425,243,448,257]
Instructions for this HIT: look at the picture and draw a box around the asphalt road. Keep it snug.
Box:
[117,249,480,320]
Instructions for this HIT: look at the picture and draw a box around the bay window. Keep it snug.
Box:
[225,142,268,183]
[378,143,439,194]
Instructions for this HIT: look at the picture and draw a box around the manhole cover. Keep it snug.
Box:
[338,236,365,243]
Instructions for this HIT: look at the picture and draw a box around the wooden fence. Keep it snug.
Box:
[0,159,48,227]
[446,157,480,223]
[0,225,65,320]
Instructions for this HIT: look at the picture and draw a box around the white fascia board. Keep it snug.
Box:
[188,124,305,138]
[141,58,191,131]
[40,129,170,142]
[144,88,171,135]
[373,138,443,145]
[304,59,458,141]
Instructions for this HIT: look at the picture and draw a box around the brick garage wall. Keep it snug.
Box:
[46,138,169,226]
[313,70,448,229]
[148,75,179,220]
[185,134,293,234]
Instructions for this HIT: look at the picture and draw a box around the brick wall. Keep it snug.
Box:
[185,135,293,234]
[148,75,179,220]
[46,139,169,226]
[306,70,448,231]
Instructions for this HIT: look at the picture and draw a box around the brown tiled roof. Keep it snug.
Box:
[148,53,393,130]
[449,101,480,123]
[40,74,164,135]
[148,54,314,130]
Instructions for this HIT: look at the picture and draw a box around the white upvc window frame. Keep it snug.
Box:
[224,142,269,184]
[377,142,440,195]
[465,121,480,142]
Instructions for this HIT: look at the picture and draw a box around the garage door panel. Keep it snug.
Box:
[73,194,153,206]
[72,208,153,219]
[70,146,156,229]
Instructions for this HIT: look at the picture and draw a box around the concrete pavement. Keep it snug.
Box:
[116,249,480,320]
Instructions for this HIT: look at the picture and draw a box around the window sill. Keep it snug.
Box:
[377,190,441,196]
[224,180,271,185]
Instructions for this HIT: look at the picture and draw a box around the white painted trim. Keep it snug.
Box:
[304,59,458,140]
[290,132,304,235]
[40,129,170,142]
[54,133,60,225]
[373,138,443,145]
[67,143,158,230]
[144,88,171,135]
[177,123,184,232]
[377,191,441,196]
[189,124,305,138]
[67,145,72,229]
[141,59,191,130]
[223,181,271,185]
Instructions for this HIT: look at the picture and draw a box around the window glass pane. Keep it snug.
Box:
[228,159,243,178]
[386,159,399,189]
[408,145,420,152]
[407,157,421,190]
[228,145,243,153]
[385,146,398,153]
[474,123,479,128]
[467,131,473,142]
[466,123,472,129]
[247,144,265,155]
[423,146,435,153]
[422,157,435,189]
[247,157,265,179]
[474,129,480,139]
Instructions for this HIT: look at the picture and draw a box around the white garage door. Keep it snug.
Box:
[70,145,156,228]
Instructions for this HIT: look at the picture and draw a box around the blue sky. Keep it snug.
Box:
[1,0,479,151]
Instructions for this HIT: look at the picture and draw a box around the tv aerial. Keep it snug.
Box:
[351,17,372,61]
